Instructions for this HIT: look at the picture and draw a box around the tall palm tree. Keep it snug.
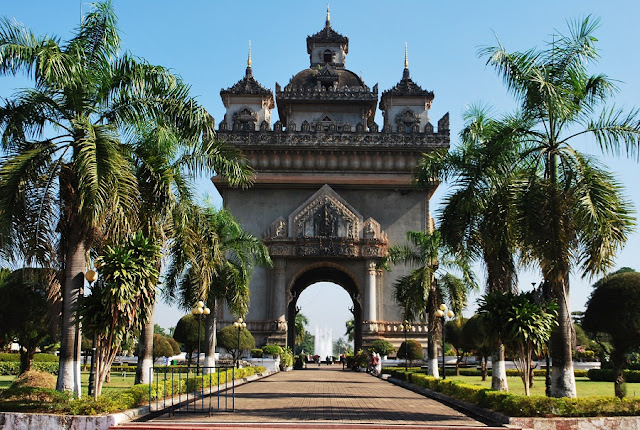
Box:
[414,105,525,390]
[166,205,270,372]
[480,16,639,397]
[384,230,477,377]
[0,2,250,393]
[129,124,251,385]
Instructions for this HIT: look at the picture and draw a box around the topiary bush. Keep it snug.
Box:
[397,340,423,361]
[251,348,263,358]
[10,370,56,389]
[370,339,395,356]
[262,344,283,357]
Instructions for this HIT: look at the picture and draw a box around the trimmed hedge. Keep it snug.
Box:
[0,353,58,363]
[455,368,588,378]
[385,368,640,417]
[0,365,267,415]
[588,369,640,383]
[0,362,59,375]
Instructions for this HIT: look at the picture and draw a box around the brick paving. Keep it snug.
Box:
[145,366,489,428]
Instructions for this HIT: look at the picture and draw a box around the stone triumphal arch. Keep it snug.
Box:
[212,13,449,351]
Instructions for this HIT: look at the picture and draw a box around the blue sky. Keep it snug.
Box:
[1,1,639,339]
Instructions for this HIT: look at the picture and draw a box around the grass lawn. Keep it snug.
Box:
[0,372,138,397]
[446,375,640,397]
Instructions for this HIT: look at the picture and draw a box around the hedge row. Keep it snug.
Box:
[454,368,588,378]
[0,362,59,375]
[385,368,640,417]
[588,369,640,383]
[0,365,267,415]
[0,353,58,363]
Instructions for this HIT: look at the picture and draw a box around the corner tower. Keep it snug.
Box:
[219,43,275,132]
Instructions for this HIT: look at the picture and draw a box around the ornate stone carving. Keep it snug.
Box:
[289,185,362,239]
[424,122,434,133]
[395,108,420,130]
[233,108,258,131]
[438,112,449,133]
[265,216,288,239]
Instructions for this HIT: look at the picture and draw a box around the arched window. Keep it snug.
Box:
[323,49,333,63]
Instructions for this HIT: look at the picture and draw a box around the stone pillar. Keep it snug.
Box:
[366,260,377,322]
[272,259,287,321]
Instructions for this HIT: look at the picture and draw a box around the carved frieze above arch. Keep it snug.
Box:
[263,185,389,258]
[290,184,361,239]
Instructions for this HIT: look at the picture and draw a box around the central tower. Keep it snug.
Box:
[213,12,449,351]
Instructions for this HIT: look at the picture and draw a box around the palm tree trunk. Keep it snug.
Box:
[135,304,155,384]
[203,300,217,374]
[549,279,577,398]
[491,342,508,391]
[56,229,85,395]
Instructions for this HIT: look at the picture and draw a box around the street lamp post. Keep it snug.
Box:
[398,320,413,371]
[233,318,247,368]
[191,301,210,374]
[436,304,455,380]
[85,269,98,398]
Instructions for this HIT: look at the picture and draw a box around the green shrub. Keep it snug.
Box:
[370,339,395,356]
[262,344,283,357]
[280,347,293,369]
[588,368,640,383]
[251,348,263,358]
[10,370,56,389]
[384,368,640,417]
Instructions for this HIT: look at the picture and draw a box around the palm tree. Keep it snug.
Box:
[384,230,477,377]
[480,16,639,397]
[414,105,524,390]
[166,205,270,372]
[129,124,251,385]
[0,2,250,393]
[295,312,309,347]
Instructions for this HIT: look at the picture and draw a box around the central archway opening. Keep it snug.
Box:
[287,265,363,354]
[295,282,353,358]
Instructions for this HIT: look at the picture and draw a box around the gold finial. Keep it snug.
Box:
[326,3,330,26]
[404,42,409,69]
[248,40,252,67]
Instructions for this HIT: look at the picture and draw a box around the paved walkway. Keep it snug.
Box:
[137,366,491,428]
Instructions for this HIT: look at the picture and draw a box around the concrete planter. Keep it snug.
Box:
[0,406,147,430]
[509,416,640,430]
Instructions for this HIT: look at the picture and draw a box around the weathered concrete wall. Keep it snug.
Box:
[0,406,146,430]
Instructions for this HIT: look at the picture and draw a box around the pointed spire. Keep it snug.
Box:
[403,42,410,80]
[245,40,253,77]
[326,3,331,27]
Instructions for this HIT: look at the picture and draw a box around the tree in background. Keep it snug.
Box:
[81,233,161,397]
[583,270,640,398]
[383,230,476,377]
[345,319,355,342]
[479,16,639,397]
[479,291,557,396]
[445,317,472,376]
[333,337,350,356]
[414,105,522,391]
[154,325,168,337]
[166,205,269,372]
[152,334,173,363]
[216,325,255,362]
[397,340,423,368]
[370,339,395,357]
[462,315,493,381]
[0,268,60,374]
[173,314,204,365]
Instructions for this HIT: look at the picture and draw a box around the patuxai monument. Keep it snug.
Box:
[213,11,449,351]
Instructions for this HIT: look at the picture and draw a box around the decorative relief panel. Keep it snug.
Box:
[263,185,389,259]
[289,185,361,239]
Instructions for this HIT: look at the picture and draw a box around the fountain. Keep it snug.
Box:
[314,326,333,359]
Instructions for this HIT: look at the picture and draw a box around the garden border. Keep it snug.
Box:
[0,370,276,430]
[385,375,640,430]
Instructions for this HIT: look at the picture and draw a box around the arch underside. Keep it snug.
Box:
[287,266,363,352]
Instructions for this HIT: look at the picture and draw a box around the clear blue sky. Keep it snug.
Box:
[1,1,639,340]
